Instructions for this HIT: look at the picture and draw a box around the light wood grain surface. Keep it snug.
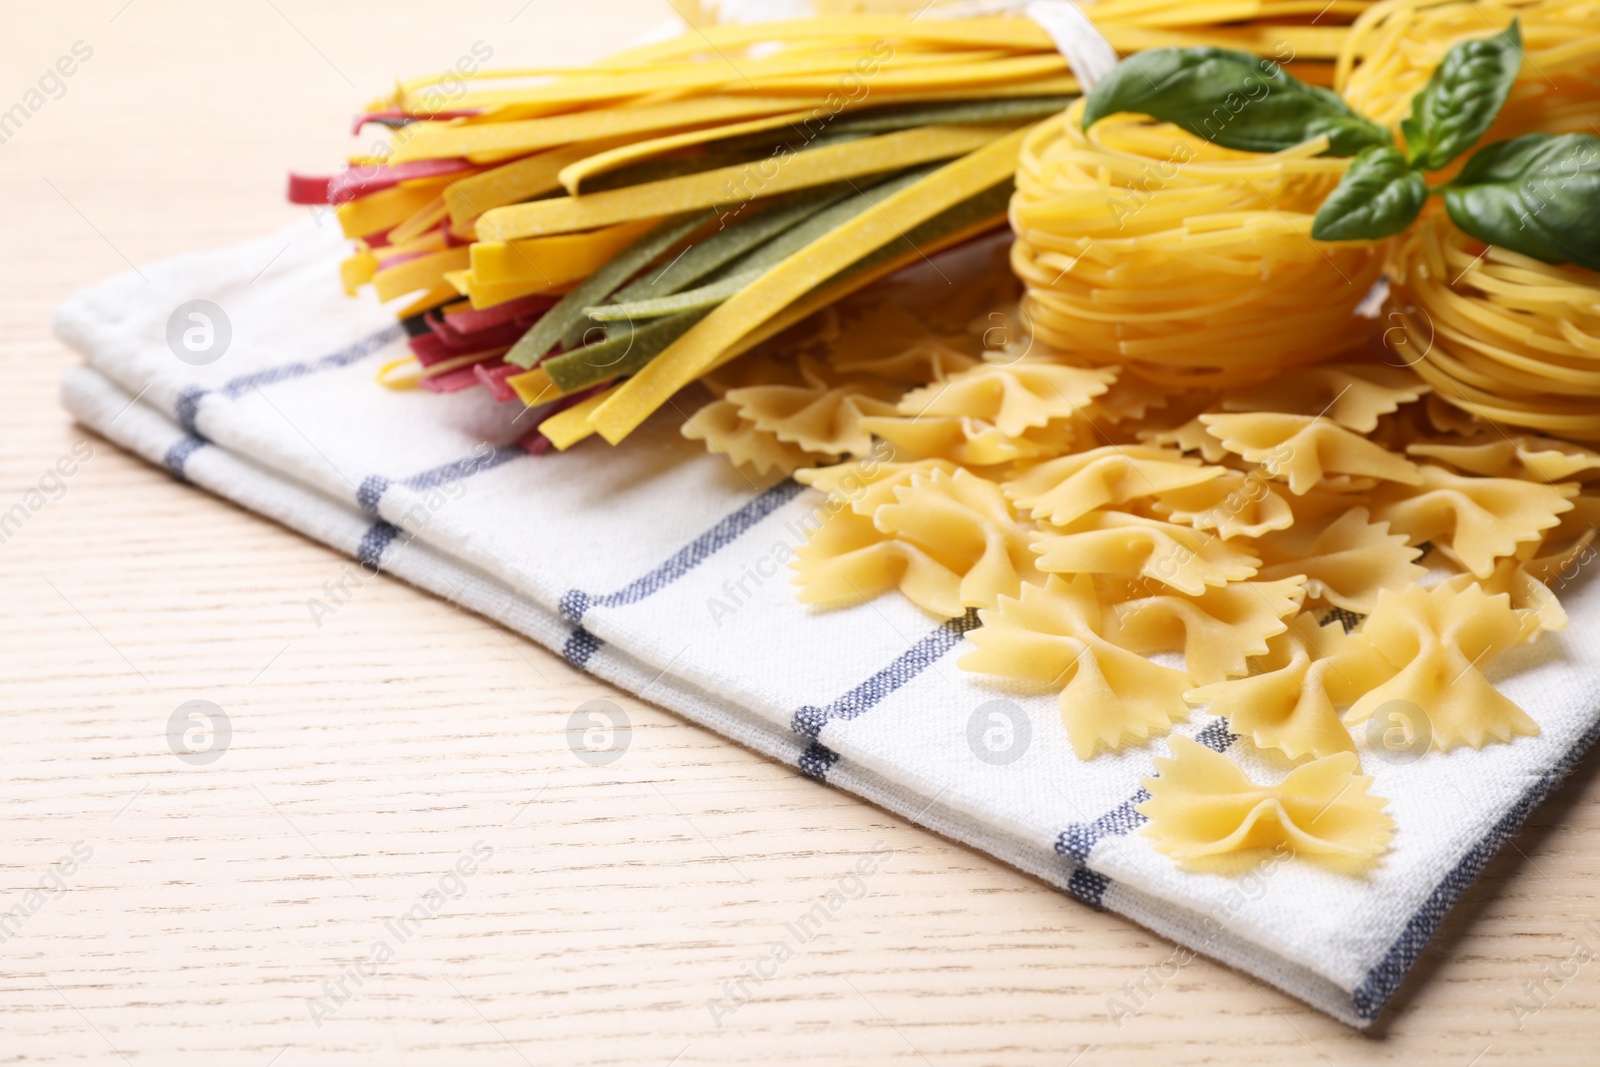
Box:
[3,2,1598,1064]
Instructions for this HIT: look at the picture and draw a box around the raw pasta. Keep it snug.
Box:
[1010,101,1387,388]
[1386,213,1600,442]
[792,466,1041,616]
[1344,583,1544,748]
[1340,0,1600,151]
[1138,737,1395,866]
[960,576,1196,760]
[1371,463,1578,578]
[1184,613,1392,761]
[1005,445,1224,527]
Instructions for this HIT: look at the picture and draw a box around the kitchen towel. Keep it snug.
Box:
[56,215,1600,1028]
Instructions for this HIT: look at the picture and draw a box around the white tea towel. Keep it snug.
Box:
[55,216,1600,1028]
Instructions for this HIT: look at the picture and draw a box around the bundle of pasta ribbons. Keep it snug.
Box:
[1338,0,1600,439]
[703,0,1385,86]
[1010,100,1387,388]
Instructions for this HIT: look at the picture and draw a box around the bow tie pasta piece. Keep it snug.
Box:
[1146,469,1296,540]
[1082,371,1181,425]
[1346,583,1545,750]
[1107,577,1307,685]
[960,575,1194,759]
[795,457,961,513]
[892,360,1118,437]
[1443,528,1598,634]
[1255,507,1427,614]
[1200,413,1425,495]
[1408,436,1600,484]
[1184,613,1394,761]
[832,340,980,385]
[1033,512,1262,597]
[858,412,1079,467]
[1220,365,1430,433]
[722,356,904,459]
[825,299,947,369]
[792,467,1041,617]
[1003,445,1224,527]
[1551,491,1600,546]
[1138,736,1395,868]
[682,399,818,476]
[1138,414,1232,463]
[1372,465,1578,579]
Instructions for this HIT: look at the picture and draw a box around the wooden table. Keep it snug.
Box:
[3,2,1597,1063]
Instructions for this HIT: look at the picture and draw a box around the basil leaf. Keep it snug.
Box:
[1400,19,1523,170]
[1081,47,1389,156]
[1444,133,1600,270]
[1312,146,1430,241]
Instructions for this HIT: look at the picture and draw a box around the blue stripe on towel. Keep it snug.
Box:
[1052,717,1238,905]
[172,325,402,438]
[560,479,805,623]
[563,627,603,670]
[1351,711,1600,1022]
[798,742,840,781]
[163,434,208,481]
[359,445,527,517]
[357,521,402,570]
[791,609,982,741]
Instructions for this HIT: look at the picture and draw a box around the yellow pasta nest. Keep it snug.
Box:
[1340,0,1600,150]
[1008,100,1388,389]
[1386,211,1600,442]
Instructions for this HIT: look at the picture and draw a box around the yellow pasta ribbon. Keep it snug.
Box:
[476,123,1007,241]
[539,386,620,451]
[373,248,471,303]
[392,96,824,162]
[468,218,660,287]
[588,124,1034,444]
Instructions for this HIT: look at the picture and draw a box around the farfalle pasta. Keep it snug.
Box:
[1033,511,1263,597]
[1372,464,1577,578]
[1408,435,1600,483]
[1254,507,1426,614]
[961,576,1195,759]
[1004,445,1223,527]
[1107,577,1307,685]
[1200,412,1424,495]
[1220,364,1431,433]
[792,466,1041,617]
[1184,613,1392,761]
[1345,583,1544,749]
[1139,737,1395,867]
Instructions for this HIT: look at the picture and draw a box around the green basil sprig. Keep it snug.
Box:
[1400,19,1523,170]
[1081,47,1389,156]
[1311,147,1430,242]
[1085,22,1598,271]
[1443,133,1600,271]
